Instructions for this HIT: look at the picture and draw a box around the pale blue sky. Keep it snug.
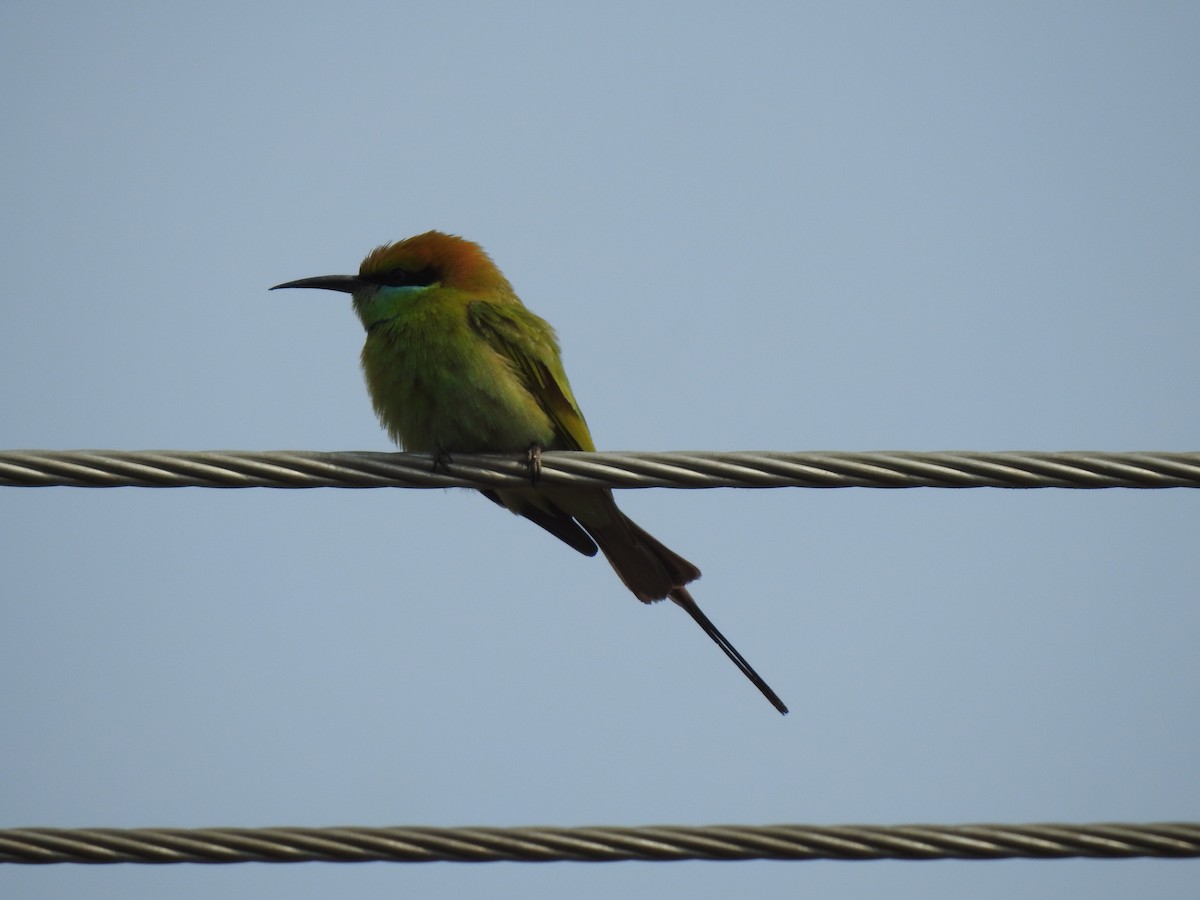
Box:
[2,2,1198,897]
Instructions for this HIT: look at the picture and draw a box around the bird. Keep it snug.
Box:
[271,231,787,714]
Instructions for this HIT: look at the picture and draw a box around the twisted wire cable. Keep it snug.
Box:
[1,822,1197,865]
[1,450,1198,490]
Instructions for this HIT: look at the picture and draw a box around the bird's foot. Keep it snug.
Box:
[431,445,454,473]
[525,443,543,486]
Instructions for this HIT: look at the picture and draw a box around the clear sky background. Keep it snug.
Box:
[2,2,1198,898]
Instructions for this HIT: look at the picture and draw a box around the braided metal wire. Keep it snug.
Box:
[1,449,1198,489]
[1,823,1197,865]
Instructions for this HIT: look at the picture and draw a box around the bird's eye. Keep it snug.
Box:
[371,266,439,288]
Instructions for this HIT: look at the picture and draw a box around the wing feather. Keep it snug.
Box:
[467,301,595,452]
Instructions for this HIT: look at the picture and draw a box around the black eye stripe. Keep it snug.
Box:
[365,266,440,288]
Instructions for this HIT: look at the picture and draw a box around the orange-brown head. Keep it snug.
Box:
[359,231,512,294]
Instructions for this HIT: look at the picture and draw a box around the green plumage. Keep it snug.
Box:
[358,289,581,454]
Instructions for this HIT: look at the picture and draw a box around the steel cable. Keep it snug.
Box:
[2,450,1198,489]
[2,822,1198,865]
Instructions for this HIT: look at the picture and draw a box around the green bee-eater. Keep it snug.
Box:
[272,231,787,714]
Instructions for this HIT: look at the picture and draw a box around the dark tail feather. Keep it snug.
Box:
[586,508,699,602]
[670,587,788,715]
[609,513,700,600]
[586,503,788,715]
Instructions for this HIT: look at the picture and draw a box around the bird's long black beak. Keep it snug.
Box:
[270,275,361,293]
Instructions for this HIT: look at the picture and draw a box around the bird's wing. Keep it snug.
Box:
[478,487,598,556]
[467,301,596,452]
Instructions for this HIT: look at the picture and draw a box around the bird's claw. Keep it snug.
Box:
[525,443,543,486]
[431,446,453,473]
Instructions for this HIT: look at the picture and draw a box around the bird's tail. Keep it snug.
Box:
[586,506,700,603]
[586,500,789,715]
[668,586,789,715]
